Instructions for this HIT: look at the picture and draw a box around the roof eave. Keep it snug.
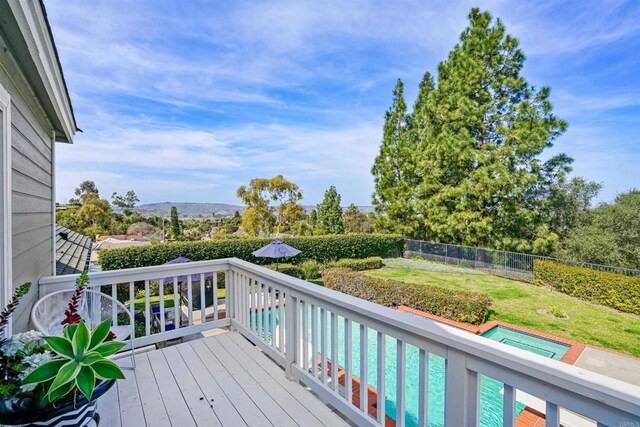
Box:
[7,0,77,143]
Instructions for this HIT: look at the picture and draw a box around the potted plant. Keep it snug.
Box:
[0,278,126,426]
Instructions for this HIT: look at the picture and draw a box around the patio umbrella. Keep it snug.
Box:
[252,240,301,269]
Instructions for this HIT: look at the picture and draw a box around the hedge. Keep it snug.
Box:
[266,263,304,279]
[323,268,491,324]
[324,257,384,272]
[534,260,640,314]
[99,234,404,270]
[267,258,385,280]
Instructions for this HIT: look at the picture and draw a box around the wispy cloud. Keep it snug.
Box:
[46,0,640,205]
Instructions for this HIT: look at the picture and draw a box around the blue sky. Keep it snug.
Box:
[46,0,640,206]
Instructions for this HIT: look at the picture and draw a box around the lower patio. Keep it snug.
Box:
[103,329,348,427]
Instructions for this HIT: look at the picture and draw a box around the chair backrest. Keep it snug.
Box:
[31,289,131,338]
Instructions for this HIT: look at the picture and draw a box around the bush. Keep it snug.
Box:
[266,263,304,279]
[534,260,640,314]
[100,234,404,270]
[324,257,384,271]
[301,260,322,280]
[322,269,491,324]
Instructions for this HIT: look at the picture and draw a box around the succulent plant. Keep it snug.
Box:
[22,319,125,403]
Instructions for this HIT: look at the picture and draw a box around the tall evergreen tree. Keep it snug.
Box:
[170,206,181,238]
[371,80,419,235]
[316,186,345,234]
[373,9,572,253]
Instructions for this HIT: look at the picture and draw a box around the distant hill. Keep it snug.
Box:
[135,202,245,218]
[135,202,374,218]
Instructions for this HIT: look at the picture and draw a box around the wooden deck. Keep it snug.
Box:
[100,330,349,426]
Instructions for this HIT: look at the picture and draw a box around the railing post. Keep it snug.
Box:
[226,268,233,321]
[284,291,298,380]
[445,348,479,427]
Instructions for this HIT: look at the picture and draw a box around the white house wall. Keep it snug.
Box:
[0,27,55,332]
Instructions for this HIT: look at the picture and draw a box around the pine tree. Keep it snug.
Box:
[316,186,345,234]
[170,206,181,239]
[371,79,421,235]
[373,8,572,253]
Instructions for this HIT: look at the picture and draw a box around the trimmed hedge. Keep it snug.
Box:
[323,268,491,324]
[324,257,384,271]
[100,234,404,270]
[266,263,304,279]
[534,260,640,314]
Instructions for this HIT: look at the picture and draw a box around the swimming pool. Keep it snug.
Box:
[481,326,570,361]
[253,309,570,426]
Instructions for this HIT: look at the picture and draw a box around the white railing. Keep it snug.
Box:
[39,259,231,348]
[39,258,640,427]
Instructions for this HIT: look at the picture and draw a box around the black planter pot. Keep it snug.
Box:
[0,379,115,427]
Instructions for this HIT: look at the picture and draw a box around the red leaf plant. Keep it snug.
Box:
[61,271,115,341]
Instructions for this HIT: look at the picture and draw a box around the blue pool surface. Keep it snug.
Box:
[253,308,570,426]
[481,326,570,361]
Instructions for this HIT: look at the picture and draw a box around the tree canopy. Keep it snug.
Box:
[112,190,140,216]
[343,204,373,234]
[237,175,303,237]
[556,189,640,268]
[170,206,181,239]
[315,186,345,234]
[372,8,572,254]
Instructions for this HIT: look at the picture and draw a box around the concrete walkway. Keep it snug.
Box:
[574,347,640,386]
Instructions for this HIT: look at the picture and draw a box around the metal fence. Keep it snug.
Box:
[405,239,640,283]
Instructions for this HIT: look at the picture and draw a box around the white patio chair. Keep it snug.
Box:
[31,289,136,368]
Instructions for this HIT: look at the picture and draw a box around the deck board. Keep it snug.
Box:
[178,341,248,426]
[116,359,146,427]
[225,331,346,426]
[147,349,197,427]
[201,336,298,427]
[215,332,325,427]
[162,345,223,426]
[102,330,348,426]
[132,353,172,427]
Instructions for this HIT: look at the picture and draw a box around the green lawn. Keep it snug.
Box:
[367,266,640,357]
[131,289,226,311]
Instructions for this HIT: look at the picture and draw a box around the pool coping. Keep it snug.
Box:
[396,306,587,365]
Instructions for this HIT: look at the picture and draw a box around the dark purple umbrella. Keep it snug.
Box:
[161,257,213,283]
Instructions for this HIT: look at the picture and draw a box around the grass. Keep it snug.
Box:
[130,289,226,311]
[368,264,640,357]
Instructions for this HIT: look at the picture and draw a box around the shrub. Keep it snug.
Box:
[534,260,640,314]
[324,257,384,271]
[100,234,404,270]
[266,263,304,279]
[323,268,491,324]
[301,260,322,280]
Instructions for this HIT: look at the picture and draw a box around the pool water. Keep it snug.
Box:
[253,309,569,426]
[481,326,569,361]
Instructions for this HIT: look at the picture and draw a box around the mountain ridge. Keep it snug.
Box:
[135,202,374,217]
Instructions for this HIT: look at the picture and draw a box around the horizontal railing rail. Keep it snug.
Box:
[38,258,640,426]
[39,259,232,348]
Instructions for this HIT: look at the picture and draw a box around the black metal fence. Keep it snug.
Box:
[405,239,640,283]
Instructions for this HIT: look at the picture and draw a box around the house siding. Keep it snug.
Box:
[0,31,56,332]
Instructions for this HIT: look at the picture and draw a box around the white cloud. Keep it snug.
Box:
[56,117,383,204]
[46,0,640,206]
